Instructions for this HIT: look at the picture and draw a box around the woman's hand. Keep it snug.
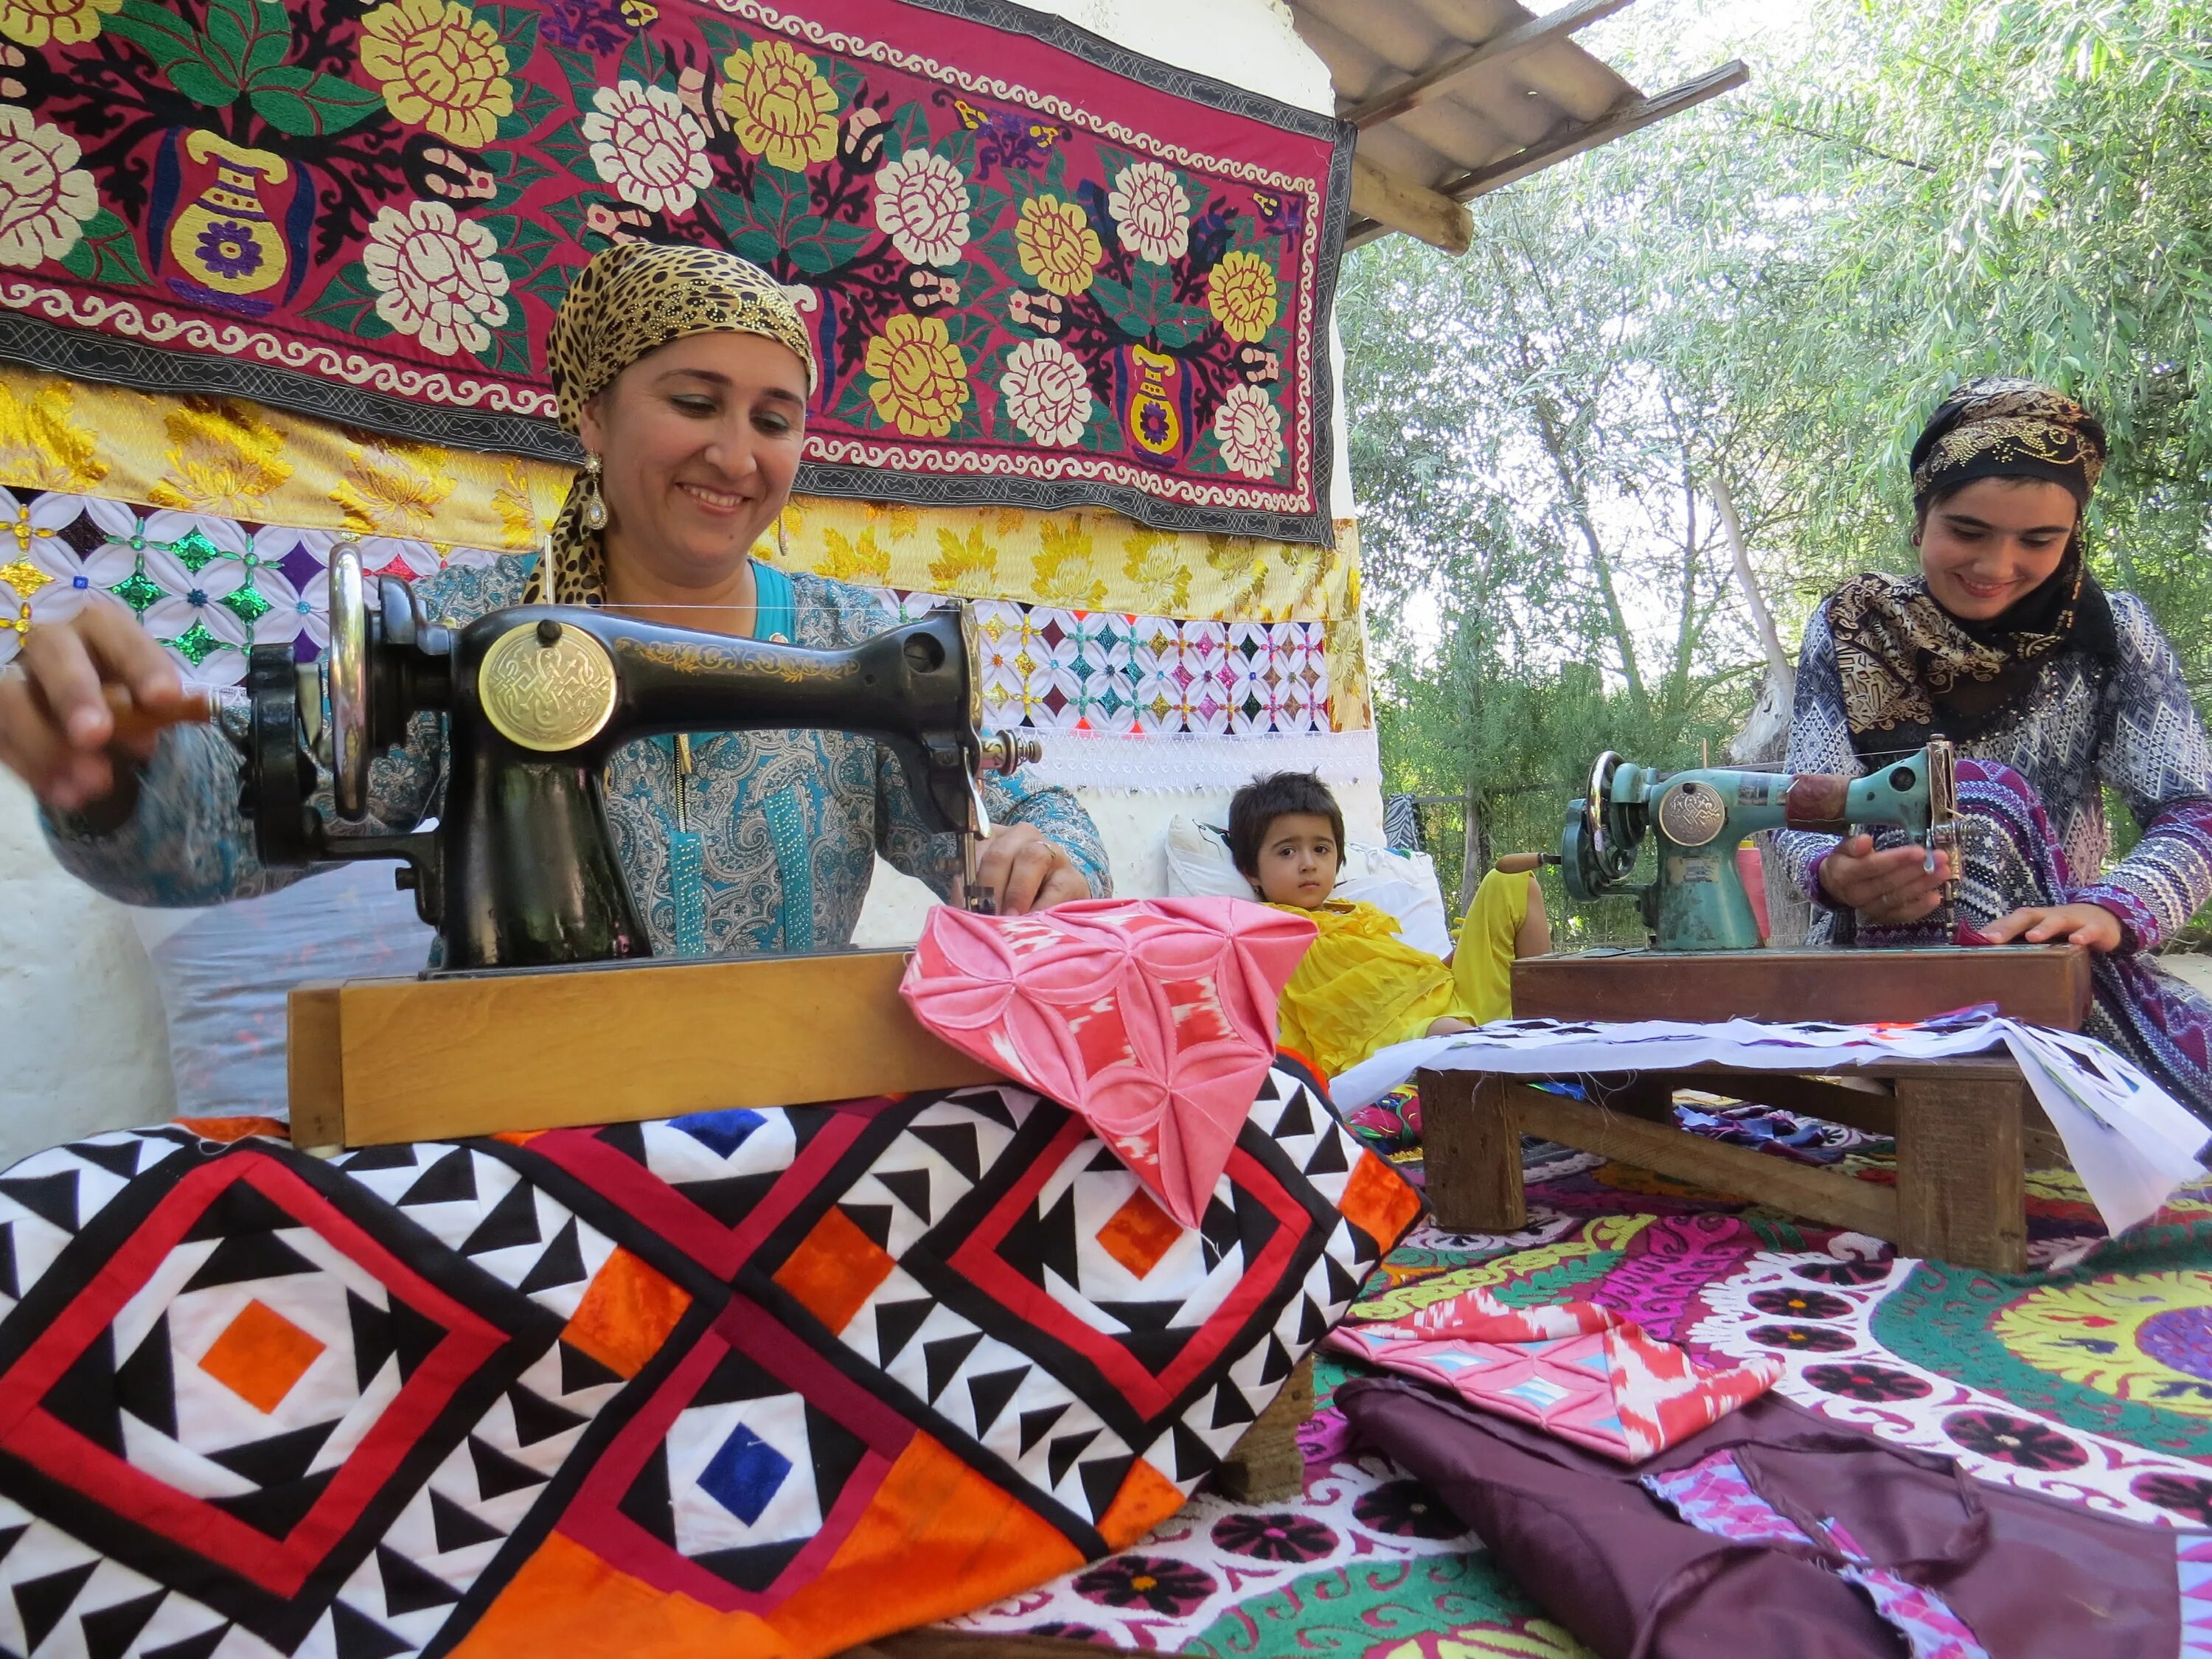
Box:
[1979,903,2124,952]
[975,822,1090,914]
[1817,833,1955,927]
[0,602,184,819]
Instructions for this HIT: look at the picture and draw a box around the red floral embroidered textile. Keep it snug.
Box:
[901,897,1317,1226]
[1327,1284,1784,1463]
[0,0,1352,541]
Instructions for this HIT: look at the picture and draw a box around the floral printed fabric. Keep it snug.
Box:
[0,0,1352,541]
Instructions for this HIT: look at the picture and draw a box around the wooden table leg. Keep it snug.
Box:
[1895,1077,2026,1273]
[1216,1355,1315,1503]
[1421,1068,1527,1235]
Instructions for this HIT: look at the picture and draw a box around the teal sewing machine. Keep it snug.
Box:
[1554,739,1961,951]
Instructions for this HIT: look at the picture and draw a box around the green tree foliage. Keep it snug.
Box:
[1346,0,2212,938]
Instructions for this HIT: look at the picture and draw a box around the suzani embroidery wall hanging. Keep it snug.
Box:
[0,0,1354,543]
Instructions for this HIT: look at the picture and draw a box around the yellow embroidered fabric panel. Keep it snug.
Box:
[0,367,1358,625]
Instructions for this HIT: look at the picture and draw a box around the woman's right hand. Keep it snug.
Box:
[1817,832,1955,927]
[0,601,185,817]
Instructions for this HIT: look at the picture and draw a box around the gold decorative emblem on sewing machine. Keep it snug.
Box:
[479,620,619,751]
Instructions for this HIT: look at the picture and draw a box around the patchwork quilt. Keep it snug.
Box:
[0,1062,1415,1659]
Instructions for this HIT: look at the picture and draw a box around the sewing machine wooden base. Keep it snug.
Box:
[287,948,1312,1499]
[285,949,1005,1150]
[1512,944,2091,1029]
[1422,1059,2062,1273]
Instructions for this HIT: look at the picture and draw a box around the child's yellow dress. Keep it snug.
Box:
[1269,899,1475,1077]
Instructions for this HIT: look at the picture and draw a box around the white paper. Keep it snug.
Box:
[1328,1015,2209,1240]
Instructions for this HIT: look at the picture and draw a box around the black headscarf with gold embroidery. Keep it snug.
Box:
[1827,378,2118,759]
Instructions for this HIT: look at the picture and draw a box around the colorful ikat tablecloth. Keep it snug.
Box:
[0,0,1352,542]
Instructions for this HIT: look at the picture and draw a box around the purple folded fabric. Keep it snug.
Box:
[1339,1375,2185,1659]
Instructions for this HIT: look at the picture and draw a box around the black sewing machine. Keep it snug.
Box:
[240,544,1035,972]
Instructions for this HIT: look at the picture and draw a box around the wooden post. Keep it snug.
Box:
[288,982,345,1153]
[1421,1068,1527,1234]
[1895,1078,2026,1273]
[1216,1356,1315,1503]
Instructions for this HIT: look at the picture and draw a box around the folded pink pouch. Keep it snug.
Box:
[900,897,1318,1226]
[1326,1284,1783,1463]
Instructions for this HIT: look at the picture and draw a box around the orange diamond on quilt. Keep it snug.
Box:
[563,1247,692,1378]
[198,1297,326,1414]
[774,1206,897,1335]
[1096,1187,1181,1280]
[1338,1149,1422,1249]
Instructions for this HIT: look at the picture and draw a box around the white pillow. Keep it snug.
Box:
[1161,815,1453,957]
[128,860,436,1121]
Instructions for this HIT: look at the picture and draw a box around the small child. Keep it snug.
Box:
[1228,771,1482,1079]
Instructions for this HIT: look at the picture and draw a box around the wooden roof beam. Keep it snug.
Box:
[1442,59,1750,201]
[1344,0,1642,130]
[1349,154,1473,254]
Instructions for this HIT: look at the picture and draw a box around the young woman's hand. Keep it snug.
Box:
[1980,903,2124,953]
[1817,833,1954,926]
[0,601,183,819]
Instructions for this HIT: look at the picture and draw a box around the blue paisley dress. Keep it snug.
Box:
[42,556,1110,958]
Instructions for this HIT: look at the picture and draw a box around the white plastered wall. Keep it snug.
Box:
[0,0,1370,1159]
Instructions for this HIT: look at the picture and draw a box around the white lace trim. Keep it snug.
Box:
[1021,727,1380,792]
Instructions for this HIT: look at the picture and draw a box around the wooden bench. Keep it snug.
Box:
[1421,1057,2065,1274]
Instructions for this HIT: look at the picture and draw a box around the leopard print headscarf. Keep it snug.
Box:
[529,243,818,608]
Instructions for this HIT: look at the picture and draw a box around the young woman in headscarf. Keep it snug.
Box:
[1775,378,2212,1116]
[1,244,1109,952]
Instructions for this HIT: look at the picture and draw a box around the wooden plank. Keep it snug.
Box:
[1344,0,1641,128]
[1444,61,1751,204]
[1895,1078,2027,1273]
[1512,945,2090,1030]
[322,951,1003,1146]
[1514,1085,1900,1239]
[1350,154,1472,254]
[1641,1069,1900,1138]
[287,983,346,1152]
[1421,1068,1527,1235]
[1216,1356,1315,1503]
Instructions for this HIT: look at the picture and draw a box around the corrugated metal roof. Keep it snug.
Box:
[1283,0,1747,252]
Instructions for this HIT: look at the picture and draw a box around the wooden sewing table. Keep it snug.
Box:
[1421,945,2092,1275]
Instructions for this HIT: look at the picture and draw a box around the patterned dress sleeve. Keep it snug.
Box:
[2075,594,2212,953]
[36,558,522,910]
[41,702,445,908]
[1774,599,1861,909]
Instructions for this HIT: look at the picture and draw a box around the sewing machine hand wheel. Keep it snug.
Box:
[326,542,371,819]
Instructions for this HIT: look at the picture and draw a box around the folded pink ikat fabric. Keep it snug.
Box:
[902,897,1317,1225]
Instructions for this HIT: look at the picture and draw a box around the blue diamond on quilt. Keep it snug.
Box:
[613,1341,869,1595]
[691,1411,805,1534]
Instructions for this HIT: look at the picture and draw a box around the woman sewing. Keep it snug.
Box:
[1777,378,2212,1117]
[0,244,1109,945]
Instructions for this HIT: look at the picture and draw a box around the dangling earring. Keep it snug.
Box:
[581,453,608,532]
[774,509,790,563]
